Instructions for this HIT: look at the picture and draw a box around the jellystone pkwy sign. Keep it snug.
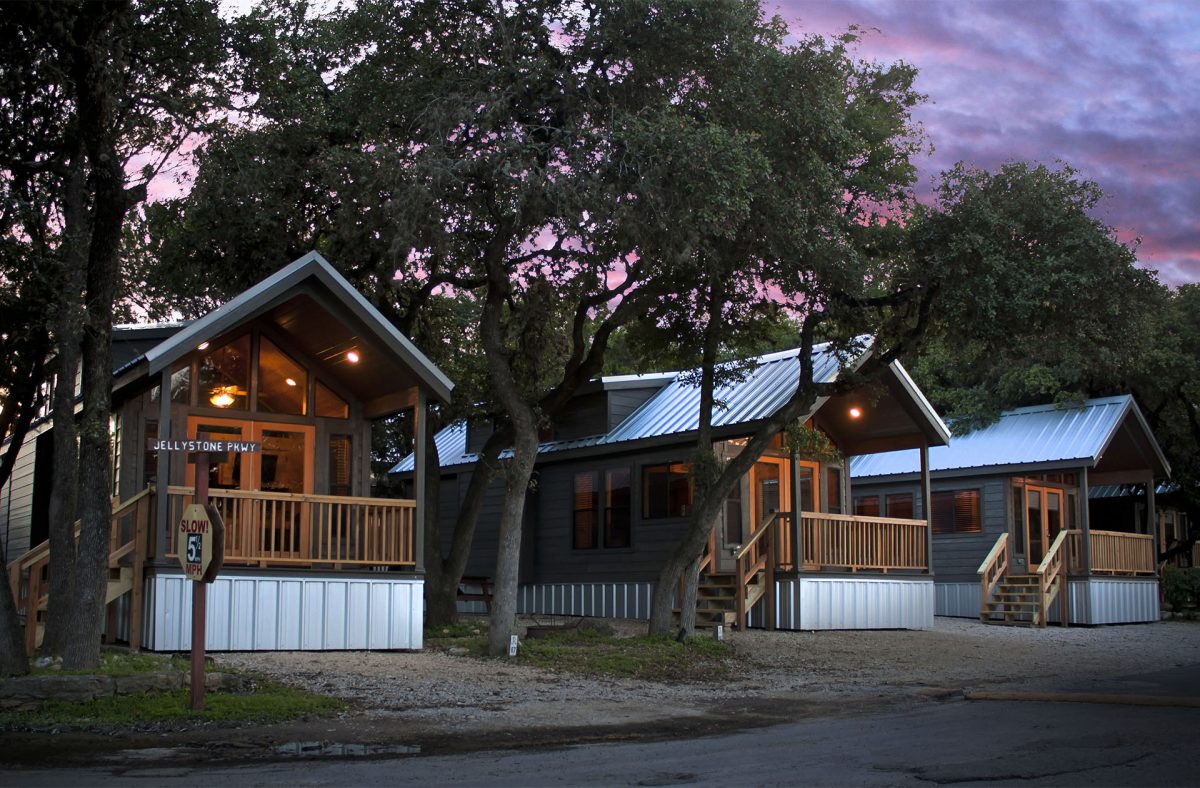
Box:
[151,438,261,453]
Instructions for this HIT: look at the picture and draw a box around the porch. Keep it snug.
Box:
[692,510,931,630]
[7,485,419,655]
[978,529,1157,627]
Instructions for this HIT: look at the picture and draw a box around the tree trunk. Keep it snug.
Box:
[478,271,541,657]
[43,162,87,657]
[424,428,506,629]
[0,558,28,676]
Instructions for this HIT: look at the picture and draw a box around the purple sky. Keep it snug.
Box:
[773,0,1200,287]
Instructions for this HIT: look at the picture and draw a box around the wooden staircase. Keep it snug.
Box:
[675,513,787,631]
[7,487,153,655]
[978,531,1069,629]
[982,574,1044,626]
[679,571,770,629]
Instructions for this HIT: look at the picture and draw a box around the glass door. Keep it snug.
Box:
[1024,484,1063,567]
[251,423,314,560]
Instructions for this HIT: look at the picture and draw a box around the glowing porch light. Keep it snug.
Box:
[285,377,297,387]
[197,341,210,351]
[849,406,862,419]
[346,350,361,364]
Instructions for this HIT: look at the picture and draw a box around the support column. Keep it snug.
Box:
[790,452,802,571]
[413,388,428,574]
[1080,466,1093,575]
[1147,473,1158,563]
[155,368,171,555]
[920,441,933,575]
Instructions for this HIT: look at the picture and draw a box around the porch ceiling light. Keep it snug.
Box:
[346,350,361,364]
[285,377,297,387]
[849,406,863,419]
[197,341,210,351]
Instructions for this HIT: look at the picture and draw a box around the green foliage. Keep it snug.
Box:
[34,651,179,677]
[1162,565,1200,613]
[784,422,843,464]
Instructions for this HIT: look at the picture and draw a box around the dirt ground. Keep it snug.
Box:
[6,616,1200,767]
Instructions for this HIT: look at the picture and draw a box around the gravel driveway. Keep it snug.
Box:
[215,617,1200,738]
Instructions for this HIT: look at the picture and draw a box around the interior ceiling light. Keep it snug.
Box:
[285,378,297,387]
[209,386,237,408]
[346,350,361,364]
[197,341,210,351]
[849,406,863,419]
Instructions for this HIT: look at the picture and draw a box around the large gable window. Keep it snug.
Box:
[258,336,307,415]
[315,380,349,419]
[199,334,250,410]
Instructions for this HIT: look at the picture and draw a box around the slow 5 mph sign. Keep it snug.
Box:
[177,503,224,582]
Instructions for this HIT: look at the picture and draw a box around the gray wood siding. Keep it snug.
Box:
[0,421,48,558]
[606,388,661,430]
[854,474,1010,584]
[555,392,607,440]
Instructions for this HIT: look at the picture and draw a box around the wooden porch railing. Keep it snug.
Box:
[977,532,1010,621]
[1066,529,1156,576]
[165,486,416,568]
[800,512,929,573]
[7,487,153,656]
[735,512,788,631]
[1036,529,1069,628]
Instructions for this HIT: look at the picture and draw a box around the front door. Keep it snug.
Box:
[186,417,315,562]
[1023,484,1063,567]
[714,458,792,573]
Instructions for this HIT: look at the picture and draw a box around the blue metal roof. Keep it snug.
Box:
[393,342,853,473]
[1088,481,1179,499]
[850,395,1142,479]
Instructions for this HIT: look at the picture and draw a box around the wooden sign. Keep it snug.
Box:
[177,503,224,582]
[151,438,261,453]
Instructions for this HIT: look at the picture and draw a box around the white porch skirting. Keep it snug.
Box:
[515,582,653,620]
[766,576,934,631]
[147,572,424,651]
[505,577,933,631]
[940,578,1160,625]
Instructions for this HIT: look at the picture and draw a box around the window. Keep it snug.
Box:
[797,464,816,512]
[169,362,191,404]
[329,435,352,496]
[110,413,122,497]
[826,467,843,514]
[725,481,744,544]
[574,472,599,549]
[198,334,250,410]
[605,469,631,548]
[643,463,691,519]
[315,380,349,418]
[853,495,880,517]
[1012,485,1025,552]
[932,489,982,534]
[886,493,914,520]
[258,337,307,415]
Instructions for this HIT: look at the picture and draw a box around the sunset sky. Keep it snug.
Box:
[774,0,1200,287]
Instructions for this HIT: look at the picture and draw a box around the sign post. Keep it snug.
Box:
[158,433,259,711]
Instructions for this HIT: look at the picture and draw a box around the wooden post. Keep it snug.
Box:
[191,448,209,712]
[129,493,147,652]
[765,527,776,632]
[413,388,427,574]
[791,453,803,572]
[1146,474,1158,565]
[155,367,171,563]
[920,442,933,575]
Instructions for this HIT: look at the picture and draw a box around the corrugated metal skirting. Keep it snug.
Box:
[1084,577,1159,624]
[934,583,979,618]
[148,573,424,651]
[517,582,653,620]
[774,576,934,630]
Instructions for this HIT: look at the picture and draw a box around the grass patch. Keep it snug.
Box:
[517,628,733,682]
[425,620,488,655]
[32,652,186,676]
[1,680,346,728]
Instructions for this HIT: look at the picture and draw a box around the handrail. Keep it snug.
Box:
[7,486,153,655]
[1035,529,1070,628]
[801,511,928,526]
[735,512,786,632]
[166,485,415,508]
[800,511,928,572]
[977,533,1009,622]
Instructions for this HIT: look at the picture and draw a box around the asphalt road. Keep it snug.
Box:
[8,666,1200,787]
